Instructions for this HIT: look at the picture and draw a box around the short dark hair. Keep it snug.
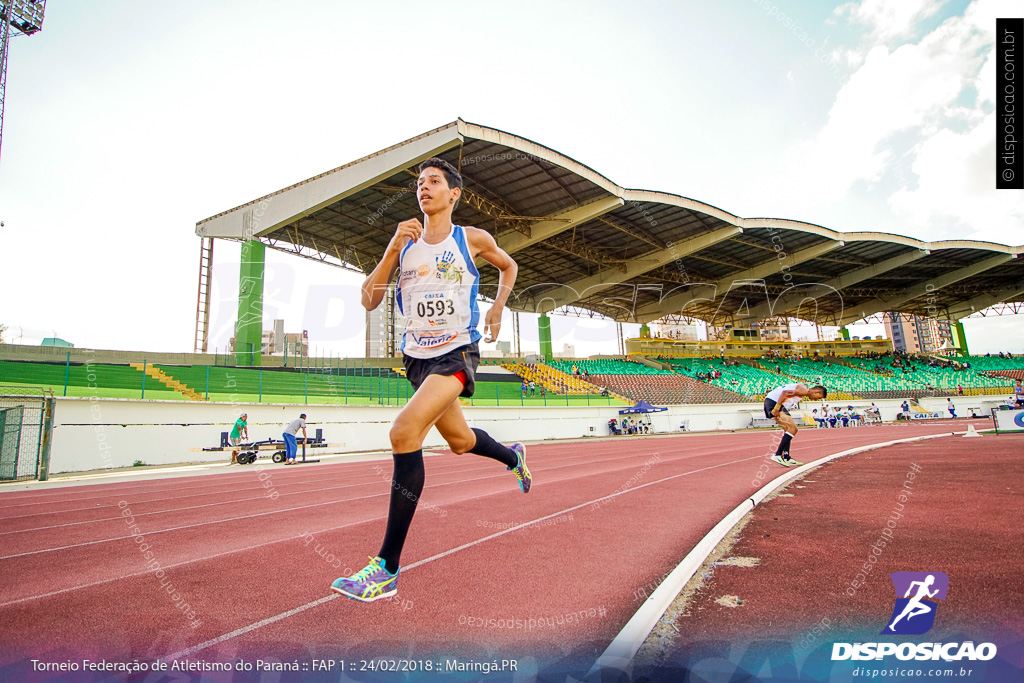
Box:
[418,157,463,199]
[300,413,306,419]
[812,385,828,398]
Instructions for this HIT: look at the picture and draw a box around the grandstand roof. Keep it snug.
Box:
[196,119,1024,327]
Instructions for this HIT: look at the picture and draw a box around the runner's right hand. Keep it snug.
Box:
[388,218,423,254]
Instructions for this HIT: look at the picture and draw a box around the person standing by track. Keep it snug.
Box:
[229,413,248,464]
[282,413,306,465]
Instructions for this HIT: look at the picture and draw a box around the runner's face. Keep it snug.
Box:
[417,168,458,215]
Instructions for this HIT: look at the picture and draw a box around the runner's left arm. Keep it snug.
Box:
[467,227,518,342]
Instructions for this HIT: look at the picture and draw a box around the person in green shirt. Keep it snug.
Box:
[229,413,248,464]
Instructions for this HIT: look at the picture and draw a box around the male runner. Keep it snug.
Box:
[765,382,827,467]
[331,157,530,602]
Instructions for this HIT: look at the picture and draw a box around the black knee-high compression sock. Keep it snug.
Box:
[468,428,518,468]
[377,450,424,573]
[776,432,794,458]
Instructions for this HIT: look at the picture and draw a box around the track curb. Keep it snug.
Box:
[586,429,963,680]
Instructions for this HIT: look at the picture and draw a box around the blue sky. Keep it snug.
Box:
[0,0,1021,355]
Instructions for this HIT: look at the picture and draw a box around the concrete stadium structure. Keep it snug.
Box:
[195,119,1024,362]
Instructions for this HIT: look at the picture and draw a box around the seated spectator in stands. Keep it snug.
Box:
[600,387,610,397]
[583,368,590,378]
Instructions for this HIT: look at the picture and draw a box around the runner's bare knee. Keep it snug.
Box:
[448,431,475,455]
[390,418,423,453]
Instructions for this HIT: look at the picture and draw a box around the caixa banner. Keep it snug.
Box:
[992,409,1024,433]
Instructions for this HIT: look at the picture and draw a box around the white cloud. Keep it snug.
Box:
[744,0,1014,245]
[885,0,1024,245]
[835,0,947,43]
[889,111,1024,244]
[750,27,979,208]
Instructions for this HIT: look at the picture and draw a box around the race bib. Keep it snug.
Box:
[406,290,458,331]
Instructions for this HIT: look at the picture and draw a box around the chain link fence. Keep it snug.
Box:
[0,387,55,481]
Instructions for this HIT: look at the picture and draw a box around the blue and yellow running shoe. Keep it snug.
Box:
[508,443,531,493]
[331,556,398,602]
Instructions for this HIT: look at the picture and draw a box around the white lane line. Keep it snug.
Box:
[0,513,374,609]
[0,443,660,534]
[0,446,719,559]
[160,453,765,661]
[0,449,740,607]
[0,437,661,521]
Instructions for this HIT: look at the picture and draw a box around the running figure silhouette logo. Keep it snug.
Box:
[882,572,949,635]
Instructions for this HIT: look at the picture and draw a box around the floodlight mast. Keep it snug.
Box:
[0,0,46,165]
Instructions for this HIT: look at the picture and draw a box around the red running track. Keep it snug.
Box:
[0,420,987,681]
[638,430,1024,683]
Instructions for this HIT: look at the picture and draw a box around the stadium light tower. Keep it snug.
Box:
[0,0,46,165]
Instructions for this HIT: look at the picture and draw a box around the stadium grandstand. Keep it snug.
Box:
[192,118,1024,359]
[3,119,1024,410]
